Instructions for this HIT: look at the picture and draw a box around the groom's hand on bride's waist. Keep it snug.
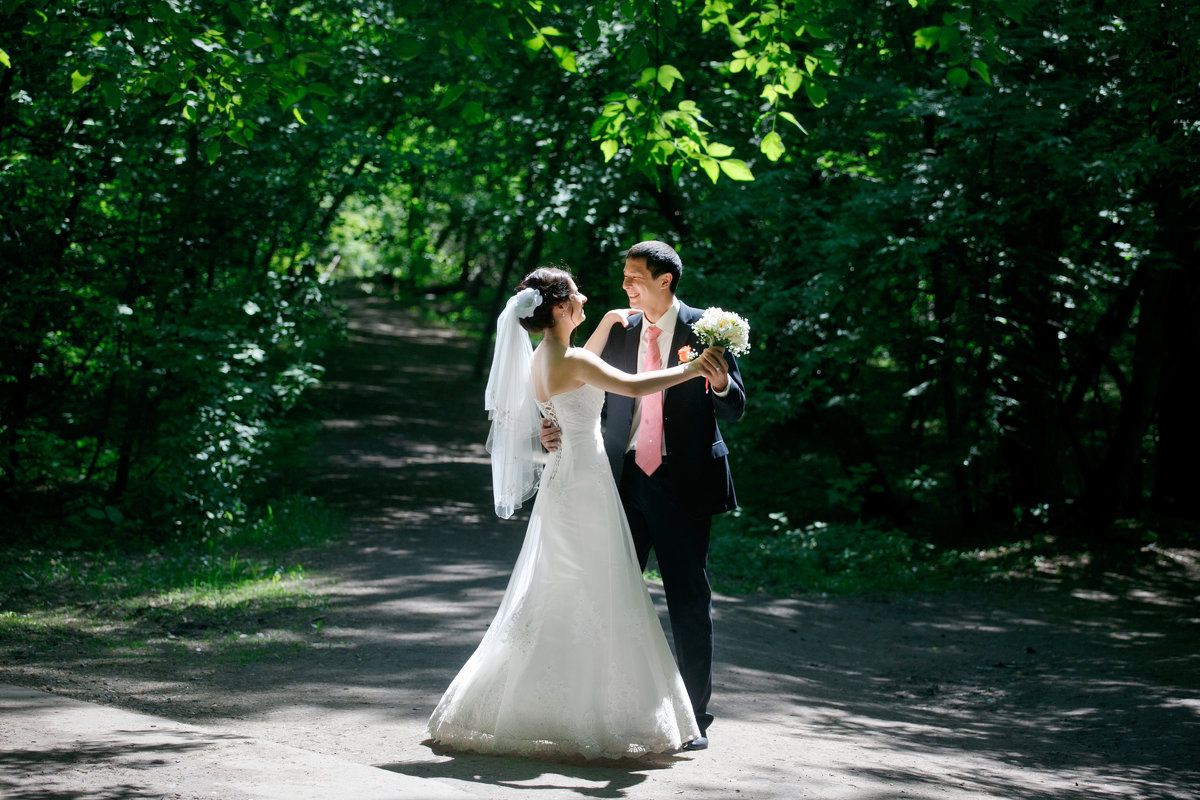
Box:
[539,418,562,452]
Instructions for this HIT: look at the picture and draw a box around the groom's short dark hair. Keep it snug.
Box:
[626,240,682,293]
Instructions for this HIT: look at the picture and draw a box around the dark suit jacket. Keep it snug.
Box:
[600,301,746,515]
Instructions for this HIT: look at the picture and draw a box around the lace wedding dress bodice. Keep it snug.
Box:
[427,384,699,759]
[535,382,609,489]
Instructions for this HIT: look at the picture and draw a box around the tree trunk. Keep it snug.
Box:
[1081,239,1174,528]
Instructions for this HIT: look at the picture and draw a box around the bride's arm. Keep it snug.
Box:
[582,310,634,356]
[564,346,725,398]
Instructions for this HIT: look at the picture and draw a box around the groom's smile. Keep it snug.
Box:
[622,256,673,321]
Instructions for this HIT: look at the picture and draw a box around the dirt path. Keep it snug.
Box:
[5,294,1200,799]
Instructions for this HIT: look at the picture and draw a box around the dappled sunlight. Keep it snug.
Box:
[6,297,1197,800]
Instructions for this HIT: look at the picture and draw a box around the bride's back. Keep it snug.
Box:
[531,343,585,403]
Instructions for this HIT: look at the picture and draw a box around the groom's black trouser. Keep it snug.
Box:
[619,452,715,735]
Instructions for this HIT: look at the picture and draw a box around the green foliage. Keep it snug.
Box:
[0,1,357,535]
[0,493,340,661]
[4,0,1197,582]
[0,493,339,613]
[708,510,1069,596]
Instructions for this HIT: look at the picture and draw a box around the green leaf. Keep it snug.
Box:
[307,82,337,97]
[914,26,940,50]
[760,131,785,161]
[553,45,577,73]
[311,98,329,124]
[304,51,332,68]
[524,34,546,54]
[705,141,735,158]
[782,69,802,95]
[699,155,720,183]
[582,17,601,47]
[437,83,466,110]
[292,106,306,124]
[947,66,969,87]
[204,138,221,164]
[940,26,963,59]
[719,158,754,181]
[629,42,649,72]
[70,69,92,93]
[0,48,9,69]
[804,79,827,107]
[983,42,1010,65]
[657,64,683,92]
[600,138,619,162]
[590,114,614,138]
[671,160,686,184]
[651,140,677,164]
[101,79,122,108]
[460,100,485,124]
[396,38,424,60]
[779,110,808,134]
[970,58,992,85]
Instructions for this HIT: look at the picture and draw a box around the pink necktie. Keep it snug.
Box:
[636,325,664,475]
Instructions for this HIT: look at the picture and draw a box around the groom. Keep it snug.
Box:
[543,240,746,750]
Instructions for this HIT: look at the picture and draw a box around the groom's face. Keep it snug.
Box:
[622,257,672,314]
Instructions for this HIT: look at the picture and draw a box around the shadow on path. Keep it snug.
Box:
[4,294,1198,800]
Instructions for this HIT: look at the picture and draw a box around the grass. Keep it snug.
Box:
[701,509,1089,597]
[0,493,342,663]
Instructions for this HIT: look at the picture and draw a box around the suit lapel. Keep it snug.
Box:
[624,312,644,372]
[668,301,698,367]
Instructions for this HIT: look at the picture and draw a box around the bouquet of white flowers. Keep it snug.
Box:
[676,309,750,390]
[687,307,751,356]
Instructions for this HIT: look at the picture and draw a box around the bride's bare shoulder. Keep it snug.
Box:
[532,343,585,400]
[563,347,603,364]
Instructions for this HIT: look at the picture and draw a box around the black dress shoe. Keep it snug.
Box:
[683,735,708,751]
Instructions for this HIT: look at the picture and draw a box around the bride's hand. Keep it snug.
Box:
[604,309,636,329]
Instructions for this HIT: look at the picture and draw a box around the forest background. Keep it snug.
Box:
[2,0,1198,601]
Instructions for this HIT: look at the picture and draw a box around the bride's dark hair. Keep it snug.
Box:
[516,266,574,334]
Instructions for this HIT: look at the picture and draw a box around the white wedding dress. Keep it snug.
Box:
[427,384,700,759]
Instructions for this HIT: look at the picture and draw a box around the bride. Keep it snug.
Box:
[426,266,727,759]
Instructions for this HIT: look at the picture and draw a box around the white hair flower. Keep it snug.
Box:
[513,287,543,319]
